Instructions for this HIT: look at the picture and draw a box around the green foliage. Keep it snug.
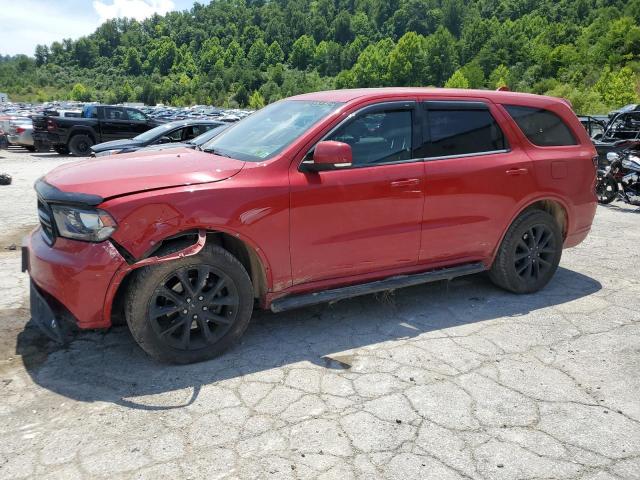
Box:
[0,0,638,110]
[595,66,639,107]
[445,70,470,88]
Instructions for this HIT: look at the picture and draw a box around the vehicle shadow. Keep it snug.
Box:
[16,267,601,410]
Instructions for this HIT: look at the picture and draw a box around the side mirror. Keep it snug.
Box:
[302,141,352,171]
[157,136,173,144]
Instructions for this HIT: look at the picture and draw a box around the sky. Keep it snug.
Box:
[0,0,198,57]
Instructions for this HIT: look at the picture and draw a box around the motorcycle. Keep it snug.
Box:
[596,145,640,205]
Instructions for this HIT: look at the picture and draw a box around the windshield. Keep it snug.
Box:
[134,123,174,142]
[192,124,229,146]
[202,100,343,161]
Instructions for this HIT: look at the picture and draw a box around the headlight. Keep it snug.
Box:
[95,149,122,157]
[51,205,117,242]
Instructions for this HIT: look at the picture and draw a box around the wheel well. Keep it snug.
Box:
[109,230,268,325]
[525,199,568,238]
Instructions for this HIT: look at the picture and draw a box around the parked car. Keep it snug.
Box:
[6,120,35,151]
[134,123,230,153]
[32,105,160,156]
[91,119,226,156]
[23,88,597,363]
[578,115,606,139]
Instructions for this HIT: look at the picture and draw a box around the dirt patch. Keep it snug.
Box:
[0,307,55,372]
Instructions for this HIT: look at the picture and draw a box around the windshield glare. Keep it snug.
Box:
[202,100,343,161]
[134,123,173,142]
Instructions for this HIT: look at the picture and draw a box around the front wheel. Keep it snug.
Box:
[125,245,253,364]
[53,145,69,155]
[489,210,562,294]
[596,177,618,204]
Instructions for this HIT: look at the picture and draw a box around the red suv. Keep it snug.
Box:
[23,88,597,363]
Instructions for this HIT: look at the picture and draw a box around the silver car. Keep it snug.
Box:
[6,119,35,151]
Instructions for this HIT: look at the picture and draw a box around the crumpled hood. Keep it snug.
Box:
[91,138,143,152]
[44,147,245,200]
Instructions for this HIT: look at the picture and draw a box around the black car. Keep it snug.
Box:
[32,105,160,156]
[134,123,231,153]
[578,115,606,139]
[91,119,224,157]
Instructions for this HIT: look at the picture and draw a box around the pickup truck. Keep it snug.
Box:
[32,105,160,156]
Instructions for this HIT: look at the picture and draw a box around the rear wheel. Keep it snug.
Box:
[489,210,562,294]
[68,134,93,156]
[125,245,253,364]
[25,145,36,152]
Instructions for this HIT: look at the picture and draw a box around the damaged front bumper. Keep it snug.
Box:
[28,280,77,343]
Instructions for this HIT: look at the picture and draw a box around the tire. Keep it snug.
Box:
[25,145,36,152]
[125,244,253,364]
[68,134,94,156]
[53,145,69,155]
[596,177,617,204]
[489,210,562,294]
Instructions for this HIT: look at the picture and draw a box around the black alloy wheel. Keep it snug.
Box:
[149,265,239,351]
[513,224,556,282]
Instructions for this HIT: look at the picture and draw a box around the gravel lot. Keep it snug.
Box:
[1,146,639,480]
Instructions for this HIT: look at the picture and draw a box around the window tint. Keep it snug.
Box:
[104,107,127,120]
[166,128,185,141]
[127,109,147,121]
[328,110,412,165]
[505,105,577,146]
[421,106,507,158]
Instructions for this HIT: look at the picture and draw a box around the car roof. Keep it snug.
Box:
[289,87,566,106]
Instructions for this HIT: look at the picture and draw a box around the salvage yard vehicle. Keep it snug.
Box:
[23,88,597,364]
[596,142,640,205]
[32,105,160,156]
[90,119,226,157]
[594,109,640,165]
[6,119,35,151]
[134,123,230,153]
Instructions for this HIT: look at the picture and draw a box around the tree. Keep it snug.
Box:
[266,41,284,66]
[387,32,427,86]
[422,26,459,86]
[489,65,510,89]
[289,35,316,70]
[351,39,394,87]
[248,90,266,109]
[445,70,470,88]
[248,39,268,68]
[70,83,91,101]
[595,66,639,108]
[124,47,142,75]
[234,84,249,106]
[74,38,98,68]
[34,45,48,67]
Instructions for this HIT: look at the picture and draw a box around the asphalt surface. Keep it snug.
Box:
[0,146,639,479]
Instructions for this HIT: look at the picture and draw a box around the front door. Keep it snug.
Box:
[418,100,536,264]
[289,101,425,285]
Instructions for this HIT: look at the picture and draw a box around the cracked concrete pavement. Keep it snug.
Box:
[1,146,639,479]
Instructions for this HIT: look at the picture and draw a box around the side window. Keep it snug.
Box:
[104,107,127,120]
[167,128,185,141]
[505,105,577,146]
[327,110,412,166]
[192,124,212,137]
[127,109,147,121]
[420,104,508,158]
[84,106,98,118]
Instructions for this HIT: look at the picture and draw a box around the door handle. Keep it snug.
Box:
[390,178,420,187]
[506,168,529,176]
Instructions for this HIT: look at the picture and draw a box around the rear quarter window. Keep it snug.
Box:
[505,105,577,146]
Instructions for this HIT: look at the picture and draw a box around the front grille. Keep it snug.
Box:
[37,198,56,245]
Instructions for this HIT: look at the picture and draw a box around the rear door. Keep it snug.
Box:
[101,107,133,141]
[418,99,535,264]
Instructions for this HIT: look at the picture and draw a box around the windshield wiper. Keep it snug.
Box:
[203,148,232,158]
